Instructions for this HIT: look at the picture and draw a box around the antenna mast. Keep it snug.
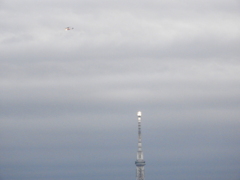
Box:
[135,111,146,180]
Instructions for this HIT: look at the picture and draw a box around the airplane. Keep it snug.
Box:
[65,27,74,31]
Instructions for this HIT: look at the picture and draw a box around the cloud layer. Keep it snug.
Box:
[1,0,240,180]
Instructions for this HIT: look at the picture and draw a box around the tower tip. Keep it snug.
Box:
[137,111,142,117]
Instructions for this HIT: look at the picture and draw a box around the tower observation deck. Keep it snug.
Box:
[135,111,145,180]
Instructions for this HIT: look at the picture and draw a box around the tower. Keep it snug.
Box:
[135,111,146,180]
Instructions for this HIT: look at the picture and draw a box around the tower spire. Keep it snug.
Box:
[135,111,145,180]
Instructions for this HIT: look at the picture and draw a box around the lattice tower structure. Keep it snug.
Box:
[135,111,146,180]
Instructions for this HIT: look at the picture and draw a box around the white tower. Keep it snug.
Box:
[135,111,145,180]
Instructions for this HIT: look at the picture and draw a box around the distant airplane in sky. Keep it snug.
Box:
[65,27,74,31]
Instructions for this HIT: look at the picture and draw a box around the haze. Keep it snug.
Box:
[1,0,240,180]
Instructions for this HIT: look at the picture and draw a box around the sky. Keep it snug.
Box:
[1,0,240,180]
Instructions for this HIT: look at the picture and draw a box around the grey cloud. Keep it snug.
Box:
[1,1,240,59]
[1,0,240,180]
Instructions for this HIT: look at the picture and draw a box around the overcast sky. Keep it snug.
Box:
[1,0,240,180]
